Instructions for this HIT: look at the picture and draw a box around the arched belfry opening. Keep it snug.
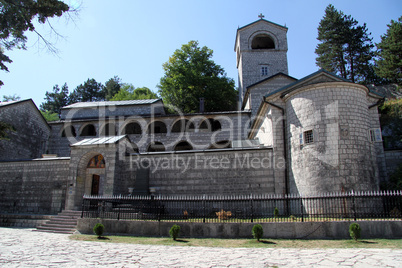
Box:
[251,34,275,49]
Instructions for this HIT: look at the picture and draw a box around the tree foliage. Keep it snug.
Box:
[0,121,15,140]
[111,84,158,101]
[0,0,71,86]
[69,78,105,103]
[40,83,69,114]
[158,40,237,113]
[104,76,122,101]
[40,110,58,121]
[379,98,402,150]
[315,4,376,84]
[375,17,402,85]
[2,94,20,101]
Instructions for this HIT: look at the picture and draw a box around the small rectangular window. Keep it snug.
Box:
[369,128,382,142]
[304,130,314,144]
[261,66,268,76]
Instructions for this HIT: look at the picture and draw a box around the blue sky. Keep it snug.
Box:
[1,0,401,107]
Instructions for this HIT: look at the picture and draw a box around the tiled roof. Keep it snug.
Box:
[62,99,161,109]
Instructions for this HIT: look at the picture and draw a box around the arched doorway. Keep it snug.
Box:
[86,154,105,196]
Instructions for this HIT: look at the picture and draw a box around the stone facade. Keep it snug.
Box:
[0,99,50,160]
[0,17,397,219]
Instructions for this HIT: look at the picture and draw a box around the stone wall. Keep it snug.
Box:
[120,147,281,196]
[286,83,380,195]
[0,158,70,214]
[78,218,402,239]
[0,100,50,160]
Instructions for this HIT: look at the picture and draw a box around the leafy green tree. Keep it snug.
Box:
[104,76,122,100]
[40,83,69,114]
[40,110,59,121]
[111,84,158,101]
[379,98,402,150]
[375,17,402,85]
[158,40,237,113]
[69,78,105,103]
[315,4,375,83]
[2,94,20,101]
[0,0,72,86]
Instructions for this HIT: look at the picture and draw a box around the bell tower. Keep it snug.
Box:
[235,15,289,106]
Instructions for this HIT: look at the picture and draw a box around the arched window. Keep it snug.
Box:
[125,122,142,135]
[174,141,193,151]
[61,125,76,137]
[208,140,232,149]
[251,34,275,49]
[81,124,96,136]
[100,123,116,136]
[147,121,167,134]
[199,118,221,132]
[147,142,165,152]
[171,119,195,133]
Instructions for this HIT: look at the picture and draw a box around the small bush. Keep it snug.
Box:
[93,223,104,238]
[252,224,264,241]
[349,223,361,241]
[274,207,279,218]
[169,224,181,240]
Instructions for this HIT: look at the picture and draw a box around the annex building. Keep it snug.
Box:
[0,18,399,215]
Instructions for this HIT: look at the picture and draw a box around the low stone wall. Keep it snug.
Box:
[77,218,402,239]
[0,158,70,215]
[0,214,52,228]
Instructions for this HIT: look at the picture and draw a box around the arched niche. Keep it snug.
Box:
[124,122,142,135]
[171,119,195,133]
[61,125,77,137]
[251,34,275,49]
[147,121,167,134]
[199,118,222,132]
[80,124,96,136]
[147,141,165,152]
[174,141,193,151]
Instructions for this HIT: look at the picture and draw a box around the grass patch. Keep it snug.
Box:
[70,235,402,249]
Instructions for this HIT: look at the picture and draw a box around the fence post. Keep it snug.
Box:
[352,190,356,221]
[81,197,85,218]
[203,195,206,223]
[250,194,254,223]
[300,196,304,222]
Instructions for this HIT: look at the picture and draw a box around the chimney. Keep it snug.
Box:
[199,97,205,113]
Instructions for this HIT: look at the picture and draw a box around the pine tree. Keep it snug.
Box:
[315,5,375,83]
[375,17,402,85]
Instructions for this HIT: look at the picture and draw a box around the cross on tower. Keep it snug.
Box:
[258,13,264,19]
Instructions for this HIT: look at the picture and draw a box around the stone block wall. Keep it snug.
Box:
[0,158,70,214]
[0,100,50,160]
[286,83,380,195]
[119,148,279,196]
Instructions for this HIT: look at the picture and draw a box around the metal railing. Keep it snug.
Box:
[81,190,402,223]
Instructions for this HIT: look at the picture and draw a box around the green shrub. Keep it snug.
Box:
[274,207,279,218]
[349,223,361,241]
[93,223,104,238]
[169,224,181,240]
[252,224,264,241]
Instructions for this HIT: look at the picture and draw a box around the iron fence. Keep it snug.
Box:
[81,190,402,223]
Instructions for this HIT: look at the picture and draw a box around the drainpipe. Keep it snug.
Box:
[263,98,289,196]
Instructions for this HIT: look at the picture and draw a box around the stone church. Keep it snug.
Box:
[0,18,396,215]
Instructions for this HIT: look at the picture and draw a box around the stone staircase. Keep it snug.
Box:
[35,210,81,234]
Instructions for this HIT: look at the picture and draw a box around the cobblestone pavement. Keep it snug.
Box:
[0,228,401,267]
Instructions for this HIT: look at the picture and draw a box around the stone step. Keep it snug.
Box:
[33,229,76,234]
[34,210,81,234]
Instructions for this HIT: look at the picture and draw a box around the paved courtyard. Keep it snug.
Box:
[0,227,401,267]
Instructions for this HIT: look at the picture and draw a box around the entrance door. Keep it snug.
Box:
[91,175,100,195]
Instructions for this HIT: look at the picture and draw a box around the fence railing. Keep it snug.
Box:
[81,190,402,223]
